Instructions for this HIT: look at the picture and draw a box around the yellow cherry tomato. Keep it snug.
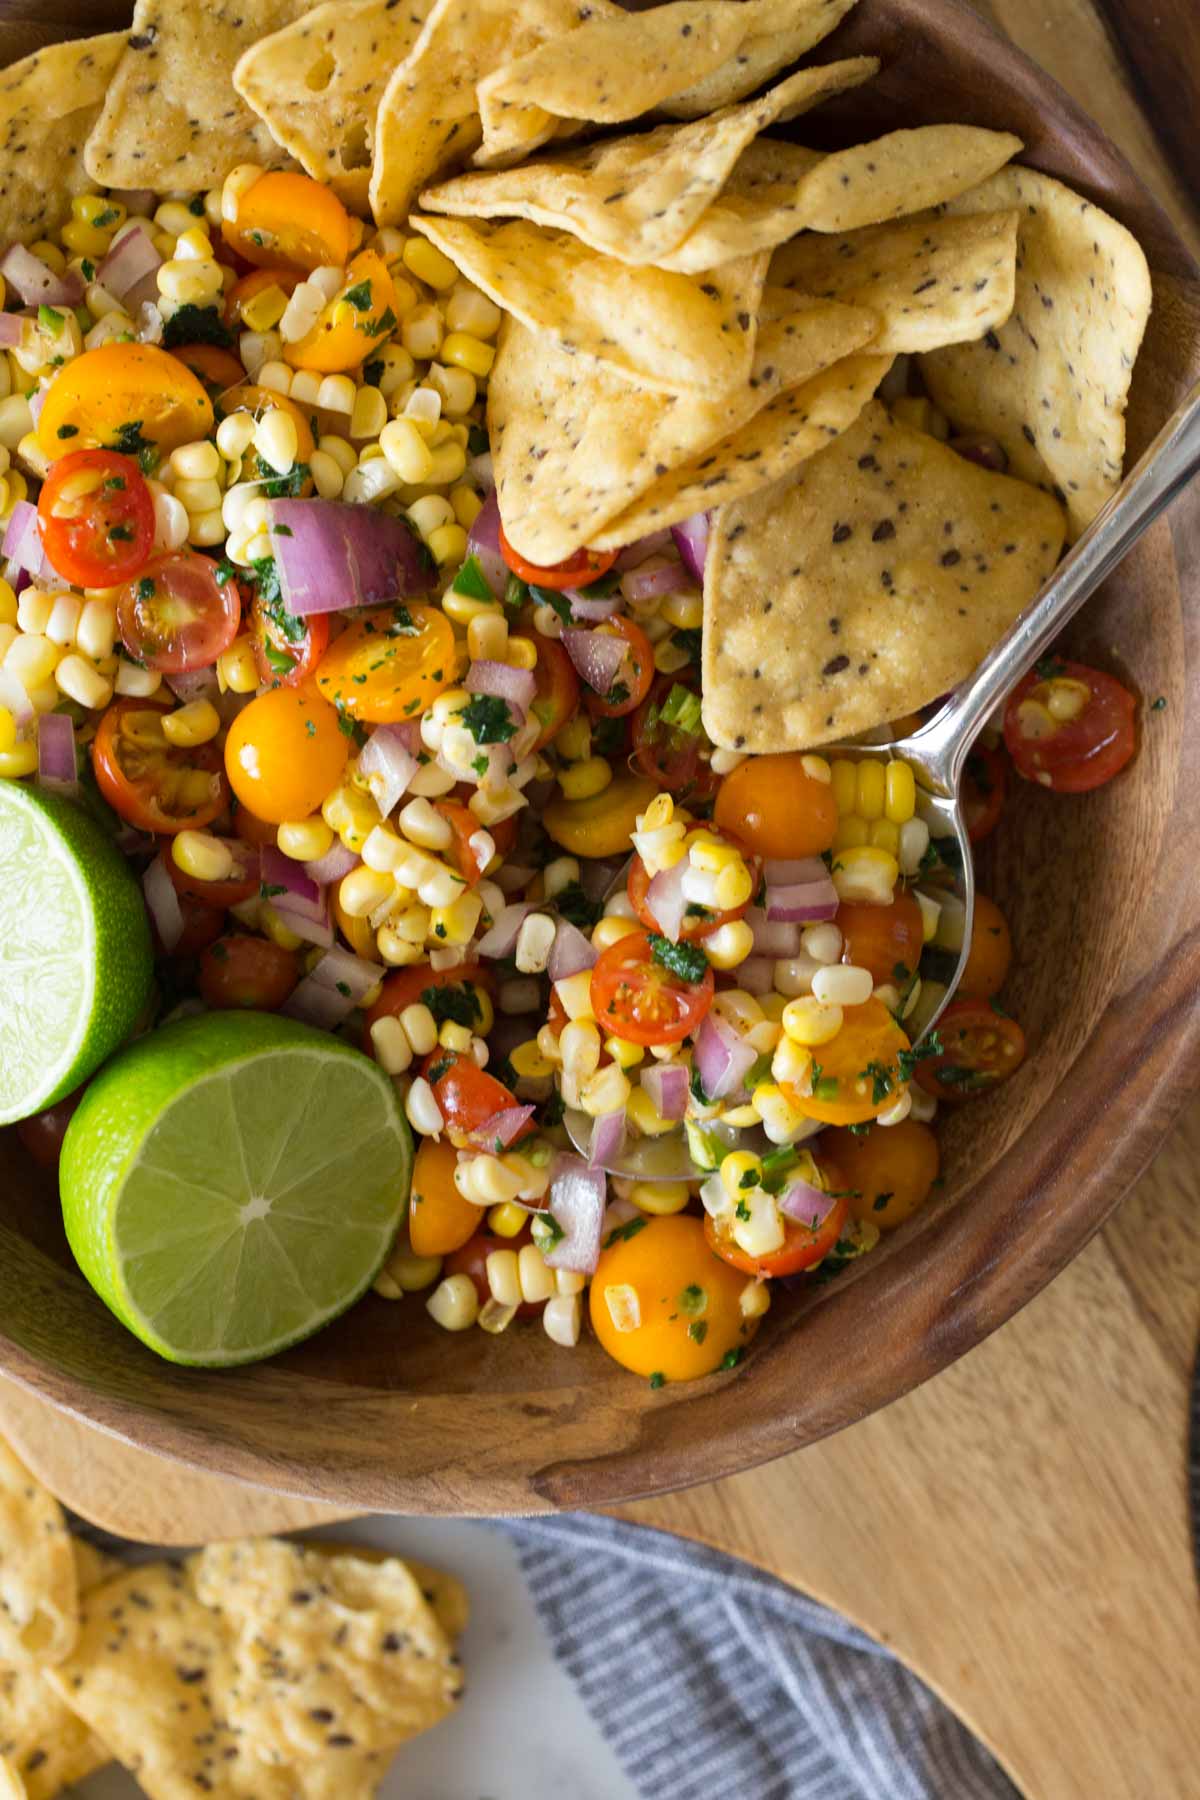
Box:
[825,1118,940,1232]
[958,892,1012,1000]
[224,683,348,824]
[38,344,214,463]
[408,1138,482,1259]
[781,997,910,1127]
[284,251,398,374]
[544,774,658,859]
[589,1214,760,1382]
[713,752,838,859]
[224,171,354,273]
[315,603,454,724]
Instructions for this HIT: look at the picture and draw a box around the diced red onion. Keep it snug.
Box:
[0,669,32,728]
[306,945,381,1004]
[283,975,354,1030]
[27,386,46,424]
[644,857,688,943]
[544,1154,606,1273]
[547,916,597,981]
[266,498,431,616]
[614,529,674,570]
[0,243,83,307]
[765,877,839,923]
[142,855,184,953]
[304,842,358,885]
[3,501,61,584]
[619,556,689,604]
[0,314,22,348]
[778,1178,837,1229]
[494,861,536,895]
[36,711,77,792]
[467,658,534,715]
[260,844,325,922]
[561,627,627,696]
[671,513,711,584]
[693,1009,758,1101]
[135,300,164,345]
[579,854,627,903]
[165,666,220,704]
[469,1104,536,1150]
[466,489,507,598]
[358,724,417,818]
[97,223,162,304]
[385,717,424,756]
[562,588,622,622]
[763,857,829,886]
[748,906,804,958]
[476,901,535,959]
[589,1108,626,1170]
[271,900,334,949]
[639,1061,688,1120]
[737,955,775,996]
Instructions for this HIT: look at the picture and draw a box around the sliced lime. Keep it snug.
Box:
[0,780,153,1126]
[60,1011,412,1366]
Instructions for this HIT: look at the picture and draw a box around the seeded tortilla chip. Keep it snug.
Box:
[369,0,604,226]
[0,1438,77,1669]
[234,0,437,211]
[302,1542,471,1642]
[702,400,1065,750]
[191,1539,461,1761]
[0,1664,109,1800]
[85,0,315,192]
[411,214,766,397]
[0,35,125,247]
[919,166,1152,538]
[592,352,893,548]
[492,299,877,562]
[425,60,877,265]
[660,0,860,118]
[770,209,1019,354]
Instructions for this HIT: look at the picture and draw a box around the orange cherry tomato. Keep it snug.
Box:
[589,927,714,1048]
[583,615,655,719]
[590,1214,760,1380]
[315,604,455,724]
[525,627,580,752]
[1003,659,1137,793]
[713,753,839,860]
[704,1186,851,1278]
[963,744,1007,843]
[781,997,910,1126]
[117,550,242,674]
[837,892,924,987]
[198,934,300,1011]
[407,1137,482,1259]
[224,683,349,824]
[825,1119,940,1233]
[92,696,227,835]
[250,592,329,688]
[917,998,1026,1101]
[37,343,214,463]
[627,830,760,943]
[37,449,155,588]
[223,266,301,329]
[423,1049,529,1144]
[223,171,354,273]
[958,893,1012,1000]
[171,342,246,395]
[364,961,492,1044]
[499,527,618,591]
[435,799,516,886]
[284,251,398,373]
[158,838,259,911]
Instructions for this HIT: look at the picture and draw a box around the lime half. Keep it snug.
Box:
[0,779,153,1126]
[60,1011,412,1366]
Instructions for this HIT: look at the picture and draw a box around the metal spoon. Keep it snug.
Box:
[567,380,1200,1177]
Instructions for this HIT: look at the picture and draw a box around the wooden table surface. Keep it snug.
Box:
[2,4,1199,1798]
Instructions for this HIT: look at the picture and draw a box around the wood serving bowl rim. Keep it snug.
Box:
[0,0,1198,1513]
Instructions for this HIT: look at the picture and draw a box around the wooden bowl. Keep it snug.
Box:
[1,0,1198,1514]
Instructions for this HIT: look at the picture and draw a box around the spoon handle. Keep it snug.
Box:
[904,378,1200,792]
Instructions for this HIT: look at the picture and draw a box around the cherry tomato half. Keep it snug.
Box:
[525,626,581,752]
[37,450,154,588]
[158,838,260,911]
[962,744,1007,843]
[364,962,492,1044]
[499,526,618,591]
[423,1049,528,1143]
[780,997,910,1127]
[284,250,398,374]
[223,171,354,273]
[583,615,655,720]
[315,604,455,724]
[627,830,760,943]
[165,895,226,958]
[198,934,300,1010]
[250,590,329,688]
[1003,660,1137,794]
[92,696,227,834]
[37,343,214,463]
[837,892,924,987]
[704,1185,851,1278]
[713,753,839,859]
[589,927,714,1047]
[224,683,349,824]
[631,671,717,802]
[117,550,242,674]
[917,998,1026,1101]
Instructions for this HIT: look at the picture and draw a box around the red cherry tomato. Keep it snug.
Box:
[589,927,714,1047]
[962,744,1007,843]
[1003,660,1136,793]
[37,450,155,588]
[250,589,330,688]
[499,526,618,591]
[15,1087,85,1168]
[158,838,260,911]
[704,1182,851,1278]
[92,696,227,834]
[525,627,581,752]
[198,934,300,1010]
[423,1049,530,1142]
[166,895,226,958]
[627,830,760,943]
[117,550,242,674]
[583,614,655,720]
[436,798,516,886]
[917,998,1027,1100]
[445,1229,544,1317]
[631,671,718,801]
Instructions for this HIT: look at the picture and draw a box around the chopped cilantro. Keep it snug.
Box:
[107,523,134,542]
[362,358,385,387]
[253,456,311,499]
[109,420,157,474]
[604,1215,648,1248]
[530,585,574,627]
[389,603,419,635]
[335,707,368,748]
[737,1168,758,1190]
[342,279,373,311]
[734,1199,751,1221]
[37,304,65,335]
[539,1088,565,1128]
[649,1372,665,1390]
[689,1065,711,1106]
[55,423,79,440]
[367,305,397,337]
[80,258,95,282]
[260,882,287,898]
[555,881,601,930]
[504,573,529,610]
[873,1192,894,1212]
[461,694,517,744]
[245,556,307,650]
[263,641,293,677]
[162,304,233,350]
[1151,695,1167,712]
[1034,655,1066,681]
[472,754,488,776]
[648,935,708,983]
[136,576,156,602]
[673,627,703,665]
[892,961,911,984]
[863,1060,894,1105]
[720,1349,742,1371]
[687,1320,709,1344]
[604,679,631,708]
[420,983,482,1030]
[896,1032,942,1084]
[425,1054,455,1086]
[451,555,495,601]
[467,424,490,456]
[335,980,352,998]
[678,1284,707,1317]
[531,1212,565,1253]
[574,570,621,599]
[187,195,206,216]
[92,207,120,228]
[208,941,228,962]
[933,1064,993,1091]
[304,719,316,738]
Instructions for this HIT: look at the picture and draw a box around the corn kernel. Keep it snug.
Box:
[661,590,703,630]
[446,282,502,338]
[429,521,468,565]
[426,1273,479,1331]
[713,861,753,911]
[591,916,640,953]
[869,817,901,855]
[160,699,220,749]
[350,383,388,440]
[504,635,537,673]
[553,968,594,1022]
[542,1292,582,1346]
[402,304,444,361]
[408,494,455,541]
[782,995,844,1047]
[53,654,111,710]
[275,816,332,863]
[626,1088,674,1137]
[629,1180,689,1216]
[832,845,900,906]
[254,407,299,476]
[555,712,591,762]
[440,331,495,377]
[579,1062,632,1116]
[856,759,886,820]
[370,1014,413,1075]
[604,1285,641,1333]
[340,865,395,918]
[0,705,14,754]
[114,658,162,698]
[739,1279,771,1320]
[832,814,870,852]
[0,740,37,778]
[16,588,53,635]
[4,632,58,690]
[0,578,15,627]
[702,919,754,971]
[653,636,691,675]
[403,236,459,290]
[426,439,467,486]
[61,220,112,258]
[603,1034,644,1070]
[430,889,483,945]
[831,758,858,815]
[172,830,233,883]
[885,758,917,823]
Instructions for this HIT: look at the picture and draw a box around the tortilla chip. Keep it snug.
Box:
[770,209,1019,354]
[70,1538,123,1595]
[85,0,315,192]
[0,1664,109,1800]
[919,166,1152,538]
[0,35,125,247]
[411,214,766,397]
[491,300,878,562]
[661,128,1020,273]
[702,400,1065,750]
[0,1438,76,1669]
[404,1560,471,1642]
[592,352,893,548]
[369,0,605,226]
[660,0,861,118]
[191,1539,461,1761]
[234,0,437,211]
[424,60,877,266]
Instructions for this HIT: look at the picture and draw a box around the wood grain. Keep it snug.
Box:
[1094,0,1200,208]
